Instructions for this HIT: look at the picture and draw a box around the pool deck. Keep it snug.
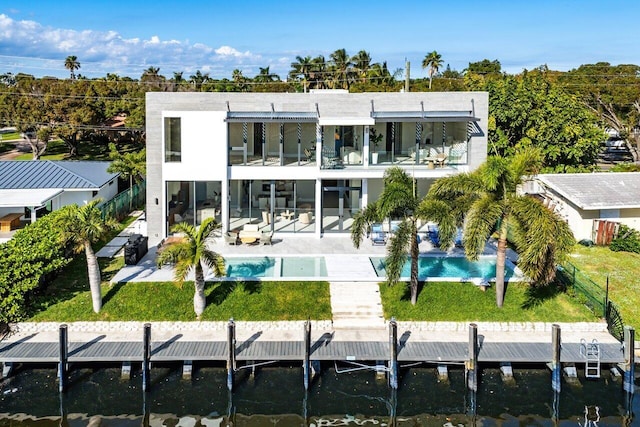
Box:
[110,233,516,284]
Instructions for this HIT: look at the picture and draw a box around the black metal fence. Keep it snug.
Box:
[557,261,625,342]
[99,180,146,221]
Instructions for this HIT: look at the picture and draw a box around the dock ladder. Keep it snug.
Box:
[581,338,601,379]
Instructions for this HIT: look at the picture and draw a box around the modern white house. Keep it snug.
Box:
[525,172,640,242]
[145,91,488,246]
[0,160,119,235]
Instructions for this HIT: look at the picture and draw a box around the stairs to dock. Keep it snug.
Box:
[330,282,385,329]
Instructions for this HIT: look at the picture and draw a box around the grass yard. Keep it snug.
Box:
[11,139,142,161]
[567,245,640,330]
[380,281,598,323]
[30,280,331,322]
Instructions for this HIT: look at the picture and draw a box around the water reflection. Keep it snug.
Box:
[0,364,636,426]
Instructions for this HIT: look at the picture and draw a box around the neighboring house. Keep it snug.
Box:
[525,172,640,241]
[146,91,489,246]
[0,160,120,228]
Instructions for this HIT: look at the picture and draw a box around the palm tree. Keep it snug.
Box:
[351,50,372,84]
[64,56,81,80]
[289,55,313,92]
[60,200,119,313]
[329,48,354,90]
[254,66,280,84]
[189,70,210,91]
[232,69,247,91]
[422,51,443,89]
[156,218,226,318]
[107,143,146,210]
[351,167,426,305]
[422,148,576,307]
[310,55,327,89]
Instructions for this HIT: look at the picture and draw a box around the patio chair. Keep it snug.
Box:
[370,224,387,245]
[224,232,238,245]
[304,148,315,161]
[260,231,273,245]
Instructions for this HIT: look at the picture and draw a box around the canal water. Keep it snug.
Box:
[0,363,637,426]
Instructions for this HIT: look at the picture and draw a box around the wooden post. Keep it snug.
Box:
[58,324,68,393]
[551,324,561,393]
[623,326,635,394]
[227,318,236,391]
[466,323,478,392]
[389,318,398,389]
[303,320,311,390]
[142,323,151,392]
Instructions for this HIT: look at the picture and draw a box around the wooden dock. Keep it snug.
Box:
[0,322,628,365]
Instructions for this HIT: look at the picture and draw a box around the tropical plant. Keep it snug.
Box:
[189,70,210,91]
[107,143,146,210]
[59,200,119,313]
[422,51,443,89]
[254,66,280,84]
[329,48,354,90]
[422,148,576,307]
[64,56,81,80]
[289,55,313,92]
[156,218,226,318]
[351,167,426,304]
[351,50,372,83]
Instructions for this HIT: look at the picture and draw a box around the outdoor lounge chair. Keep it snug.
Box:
[370,224,387,245]
[304,148,314,161]
[260,231,273,245]
[224,232,238,245]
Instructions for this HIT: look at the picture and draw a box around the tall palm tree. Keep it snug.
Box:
[351,50,372,84]
[310,55,327,89]
[64,56,81,80]
[232,69,247,91]
[422,51,443,89]
[289,55,313,92]
[329,48,354,90]
[156,218,226,318]
[351,167,426,305]
[60,200,119,313]
[422,148,576,307]
[189,70,210,91]
[254,66,280,84]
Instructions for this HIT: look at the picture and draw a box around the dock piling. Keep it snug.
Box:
[58,324,68,393]
[388,318,398,389]
[183,360,193,380]
[227,318,236,391]
[303,320,311,390]
[551,324,561,393]
[466,323,478,392]
[142,323,151,392]
[121,361,132,380]
[623,326,635,394]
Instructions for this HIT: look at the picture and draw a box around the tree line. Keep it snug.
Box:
[1,51,638,167]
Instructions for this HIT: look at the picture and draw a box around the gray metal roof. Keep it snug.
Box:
[538,172,640,210]
[371,110,479,122]
[0,160,119,189]
[226,111,318,123]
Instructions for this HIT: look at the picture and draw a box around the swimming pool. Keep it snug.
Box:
[369,256,517,281]
[224,256,327,279]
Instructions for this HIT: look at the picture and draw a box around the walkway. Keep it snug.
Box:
[96,211,146,258]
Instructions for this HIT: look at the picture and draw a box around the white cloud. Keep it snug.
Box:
[0,13,275,79]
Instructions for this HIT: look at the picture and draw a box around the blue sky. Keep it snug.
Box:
[1,0,638,80]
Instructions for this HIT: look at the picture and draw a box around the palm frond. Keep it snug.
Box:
[351,203,381,248]
[200,250,226,277]
[464,196,504,259]
[385,220,412,286]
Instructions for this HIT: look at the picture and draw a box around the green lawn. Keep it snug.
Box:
[567,245,640,330]
[30,280,332,322]
[380,280,598,322]
[11,138,141,161]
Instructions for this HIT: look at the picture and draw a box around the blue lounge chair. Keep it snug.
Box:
[370,224,387,245]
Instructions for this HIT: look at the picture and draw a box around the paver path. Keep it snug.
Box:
[330,281,385,329]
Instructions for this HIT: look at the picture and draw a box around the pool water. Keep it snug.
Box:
[370,255,517,280]
[224,256,327,278]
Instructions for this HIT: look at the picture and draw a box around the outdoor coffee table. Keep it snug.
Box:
[240,237,257,244]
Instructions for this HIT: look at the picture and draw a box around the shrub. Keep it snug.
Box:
[0,208,72,323]
[609,224,640,254]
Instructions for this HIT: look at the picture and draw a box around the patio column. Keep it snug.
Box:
[363,126,370,166]
[415,122,422,165]
[30,207,37,223]
[315,179,322,238]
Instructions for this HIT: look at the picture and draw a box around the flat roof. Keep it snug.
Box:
[0,188,63,207]
[538,172,640,210]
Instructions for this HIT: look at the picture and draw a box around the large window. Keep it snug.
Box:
[164,117,181,162]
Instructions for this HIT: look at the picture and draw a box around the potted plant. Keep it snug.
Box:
[370,128,383,164]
